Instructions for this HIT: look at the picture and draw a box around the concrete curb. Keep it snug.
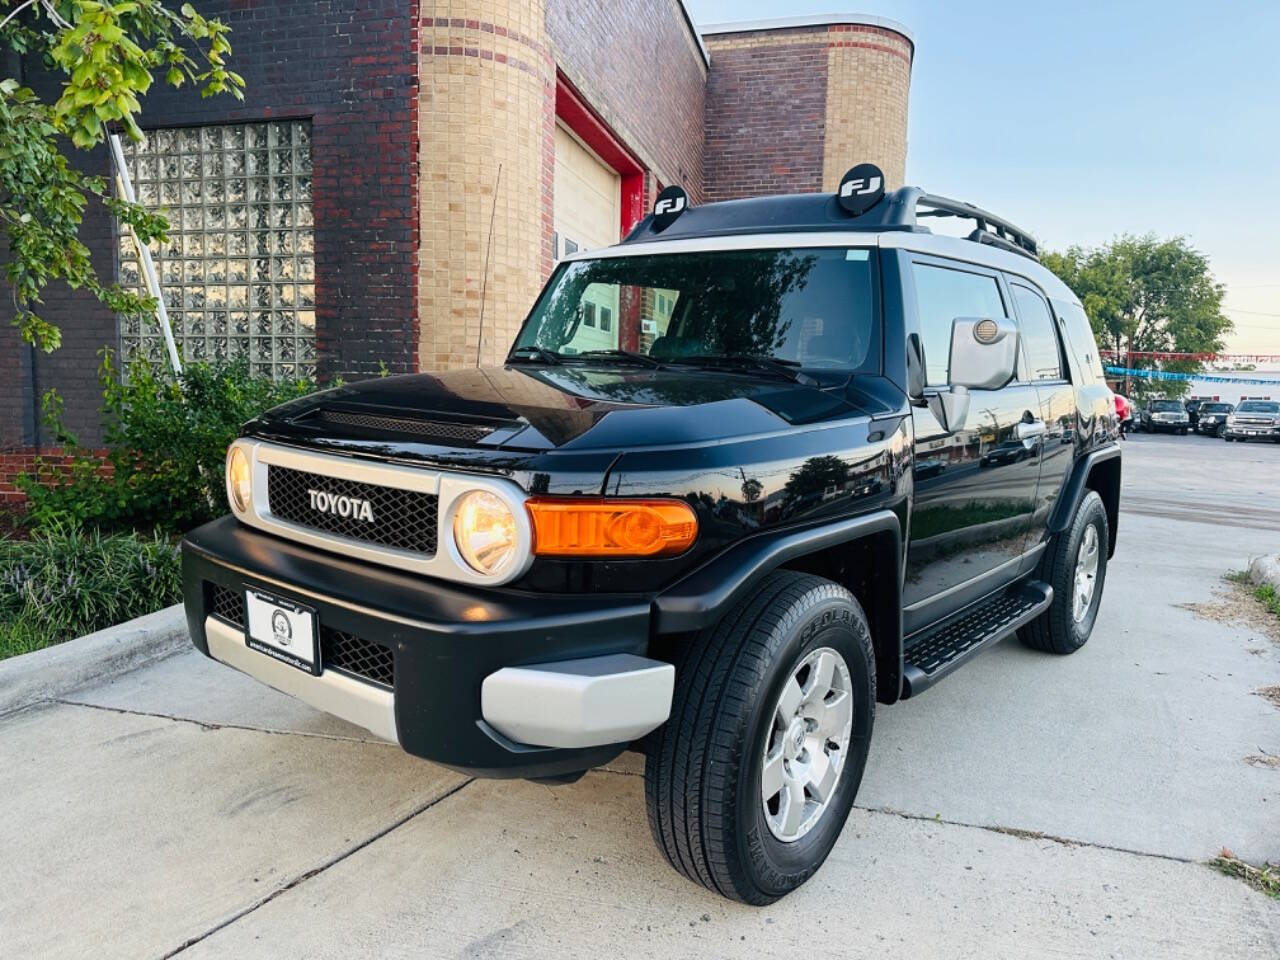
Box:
[1248,554,1280,593]
[0,603,189,716]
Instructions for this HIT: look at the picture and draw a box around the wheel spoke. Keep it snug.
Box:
[807,749,838,803]
[761,748,785,802]
[805,650,836,704]
[775,676,804,724]
[816,689,852,739]
[779,777,807,836]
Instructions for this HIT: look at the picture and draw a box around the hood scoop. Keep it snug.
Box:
[305,407,507,446]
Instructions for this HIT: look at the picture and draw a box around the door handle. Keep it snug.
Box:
[1015,419,1046,440]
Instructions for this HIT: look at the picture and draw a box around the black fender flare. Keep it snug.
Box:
[1047,444,1122,550]
[652,510,903,634]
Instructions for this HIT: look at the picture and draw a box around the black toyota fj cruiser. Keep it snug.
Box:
[182,166,1122,905]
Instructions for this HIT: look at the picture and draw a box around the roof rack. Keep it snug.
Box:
[621,181,1040,261]
[889,188,1039,260]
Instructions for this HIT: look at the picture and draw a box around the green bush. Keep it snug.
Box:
[0,524,183,660]
[18,353,318,534]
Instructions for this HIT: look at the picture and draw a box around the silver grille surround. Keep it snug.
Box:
[227,439,534,586]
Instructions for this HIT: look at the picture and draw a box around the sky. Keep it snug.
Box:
[683,0,1280,355]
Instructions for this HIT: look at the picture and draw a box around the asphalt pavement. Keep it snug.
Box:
[2,433,1278,959]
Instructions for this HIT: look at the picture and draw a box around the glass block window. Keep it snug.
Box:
[117,121,316,379]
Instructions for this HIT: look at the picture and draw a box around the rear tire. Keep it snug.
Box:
[1020,490,1109,655]
[644,570,875,905]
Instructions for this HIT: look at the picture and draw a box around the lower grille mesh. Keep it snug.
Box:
[210,583,244,627]
[204,581,394,689]
[322,627,394,688]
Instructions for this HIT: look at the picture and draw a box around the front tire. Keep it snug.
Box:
[1020,490,1109,654]
[644,570,875,905]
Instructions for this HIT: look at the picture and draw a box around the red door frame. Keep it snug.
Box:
[554,72,648,350]
[554,71,647,240]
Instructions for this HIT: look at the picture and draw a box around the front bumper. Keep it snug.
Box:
[182,516,671,779]
[1225,424,1280,439]
[1147,419,1188,432]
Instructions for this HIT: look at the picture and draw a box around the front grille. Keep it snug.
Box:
[210,582,244,627]
[322,626,394,688]
[315,409,495,445]
[266,464,438,554]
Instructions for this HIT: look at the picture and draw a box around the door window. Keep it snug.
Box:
[910,262,1007,386]
[1010,283,1063,381]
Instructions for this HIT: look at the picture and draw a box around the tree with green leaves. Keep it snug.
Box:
[1,0,242,352]
[1042,235,1231,398]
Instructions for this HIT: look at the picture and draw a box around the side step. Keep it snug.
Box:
[901,580,1052,698]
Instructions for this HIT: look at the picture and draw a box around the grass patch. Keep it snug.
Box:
[1212,850,1280,900]
[1253,582,1280,618]
[1224,569,1253,586]
[0,525,182,661]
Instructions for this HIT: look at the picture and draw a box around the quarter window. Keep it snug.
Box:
[118,121,315,379]
[910,262,1007,386]
[1010,284,1063,381]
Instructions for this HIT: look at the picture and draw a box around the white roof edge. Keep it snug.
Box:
[675,1,712,67]
[699,13,914,48]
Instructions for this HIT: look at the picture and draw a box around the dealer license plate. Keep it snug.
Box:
[245,589,319,674]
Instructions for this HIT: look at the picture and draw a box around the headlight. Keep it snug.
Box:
[452,490,519,576]
[226,446,251,514]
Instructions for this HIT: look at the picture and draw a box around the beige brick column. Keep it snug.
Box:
[822,26,913,191]
[419,2,555,370]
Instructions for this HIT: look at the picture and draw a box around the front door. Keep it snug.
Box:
[902,257,1043,634]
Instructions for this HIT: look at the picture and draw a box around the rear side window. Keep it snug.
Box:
[911,262,1007,386]
[1053,299,1105,383]
[1010,283,1063,381]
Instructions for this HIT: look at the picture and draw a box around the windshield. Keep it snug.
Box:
[513,248,880,374]
[1237,401,1280,414]
[1151,400,1182,411]
[1202,403,1232,413]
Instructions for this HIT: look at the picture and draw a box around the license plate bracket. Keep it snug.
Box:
[245,589,320,675]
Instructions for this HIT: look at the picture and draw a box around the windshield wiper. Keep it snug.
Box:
[507,345,563,365]
[665,354,819,386]
[572,349,663,368]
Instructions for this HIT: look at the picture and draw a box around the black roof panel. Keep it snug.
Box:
[622,186,1039,260]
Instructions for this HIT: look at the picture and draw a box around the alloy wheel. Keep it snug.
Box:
[1073,524,1100,623]
[760,647,854,843]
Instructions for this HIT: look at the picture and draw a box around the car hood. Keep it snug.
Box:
[254,364,895,452]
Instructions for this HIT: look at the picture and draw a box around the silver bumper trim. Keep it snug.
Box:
[481,654,675,749]
[205,616,398,743]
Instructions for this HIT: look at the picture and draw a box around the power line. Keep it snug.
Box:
[1223,307,1280,317]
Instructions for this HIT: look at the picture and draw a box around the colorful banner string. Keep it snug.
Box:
[1101,350,1280,363]
[1104,366,1280,386]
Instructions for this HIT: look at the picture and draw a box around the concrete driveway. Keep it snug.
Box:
[3,435,1279,958]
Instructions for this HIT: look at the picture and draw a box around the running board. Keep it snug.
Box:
[901,580,1052,698]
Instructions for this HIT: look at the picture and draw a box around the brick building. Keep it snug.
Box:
[0,4,913,500]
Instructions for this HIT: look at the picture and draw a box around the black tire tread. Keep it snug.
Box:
[1020,490,1108,654]
[644,569,872,903]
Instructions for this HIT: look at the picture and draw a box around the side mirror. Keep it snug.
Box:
[948,316,1019,391]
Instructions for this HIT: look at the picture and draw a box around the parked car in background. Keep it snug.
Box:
[1224,400,1280,442]
[1194,401,1234,438]
[1136,398,1190,434]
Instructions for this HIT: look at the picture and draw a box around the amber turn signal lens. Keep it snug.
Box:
[527,498,698,558]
